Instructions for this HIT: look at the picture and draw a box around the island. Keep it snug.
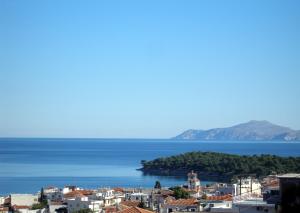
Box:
[173,120,300,141]
[140,151,300,181]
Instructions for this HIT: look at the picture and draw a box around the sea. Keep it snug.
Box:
[0,138,300,195]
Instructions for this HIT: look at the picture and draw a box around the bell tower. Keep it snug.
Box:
[187,170,201,192]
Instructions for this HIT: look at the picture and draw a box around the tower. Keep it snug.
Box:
[187,170,201,192]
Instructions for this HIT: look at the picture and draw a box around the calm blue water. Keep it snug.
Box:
[1,138,300,195]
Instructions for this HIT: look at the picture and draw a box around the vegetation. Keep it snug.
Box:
[169,186,190,199]
[39,187,46,203]
[74,209,93,213]
[31,200,47,210]
[32,187,48,210]
[141,151,300,180]
[154,180,161,189]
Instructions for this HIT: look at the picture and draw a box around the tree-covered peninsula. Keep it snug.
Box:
[140,152,300,181]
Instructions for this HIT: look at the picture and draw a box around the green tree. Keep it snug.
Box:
[31,200,48,210]
[154,181,161,189]
[170,187,190,199]
[39,187,46,203]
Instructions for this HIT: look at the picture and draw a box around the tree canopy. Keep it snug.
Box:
[154,180,161,189]
[170,187,190,199]
[141,151,300,180]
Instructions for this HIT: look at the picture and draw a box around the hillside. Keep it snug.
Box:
[173,120,300,141]
[140,151,300,181]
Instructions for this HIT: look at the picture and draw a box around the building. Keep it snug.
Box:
[215,183,237,196]
[126,192,149,207]
[48,201,67,213]
[118,206,154,213]
[62,186,77,195]
[235,177,261,198]
[0,206,9,213]
[161,198,200,213]
[96,189,122,206]
[66,196,103,213]
[200,200,232,212]
[43,187,63,201]
[10,194,38,207]
[277,173,300,213]
[232,198,276,213]
[187,171,201,192]
[64,190,94,200]
[148,190,175,211]
[0,197,5,206]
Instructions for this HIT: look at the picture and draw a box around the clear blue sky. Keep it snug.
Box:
[1,0,299,138]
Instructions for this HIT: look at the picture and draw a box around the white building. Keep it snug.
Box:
[236,177,261,197]
[0,196,5,205]
[96,189,121,206]
[62,186,77,195]
[127,192,149,207]
[200,200,232,212]
[44,187,63,201]
[10,194,39,206]
[215,183,237,196]
[48,201,67,213]
[232,198,275,213]
[161,198,200,213]
[66,196,103,213]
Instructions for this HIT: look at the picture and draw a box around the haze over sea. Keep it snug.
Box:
[1,138,300,195]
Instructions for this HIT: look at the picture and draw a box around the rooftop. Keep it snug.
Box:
[118,206,154,213]
[206,195,232,201]
[64,190,93,198]
[277,173,300,179]
[166,198,198,206]
[234,199,274,207]
[120,200,140,207]
[12,205,31,209]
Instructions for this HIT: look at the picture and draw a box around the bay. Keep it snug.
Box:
[0,138,299,195]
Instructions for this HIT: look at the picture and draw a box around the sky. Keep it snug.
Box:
[0,0,299,138]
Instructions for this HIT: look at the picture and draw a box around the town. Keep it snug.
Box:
[1,172,299,213]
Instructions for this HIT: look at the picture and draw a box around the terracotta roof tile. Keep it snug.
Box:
[104,206,117,213]
[120,201,140,207]
[206,194,232,201]
[118,206,154,213]
[166,198,198,206]
[113,187,124,192]
[64,190,93,198]
[12,205,31,209]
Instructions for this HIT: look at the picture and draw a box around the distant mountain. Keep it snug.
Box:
[173,120,300,141]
